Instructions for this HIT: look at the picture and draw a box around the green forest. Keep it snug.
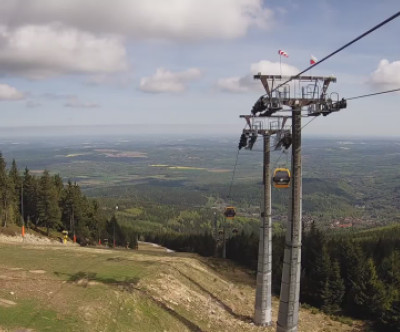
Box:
[0,153,137,248]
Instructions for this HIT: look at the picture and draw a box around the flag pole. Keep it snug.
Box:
[280,54,282,76]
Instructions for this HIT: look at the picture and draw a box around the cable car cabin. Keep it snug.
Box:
[272,168,291,188]
[224,206,236,219]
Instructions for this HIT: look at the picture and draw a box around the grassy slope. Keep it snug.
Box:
[0,240,365,332]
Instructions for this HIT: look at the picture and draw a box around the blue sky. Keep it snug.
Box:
[0,0,400,136]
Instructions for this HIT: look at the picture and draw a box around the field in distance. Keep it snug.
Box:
[1,134,400,226]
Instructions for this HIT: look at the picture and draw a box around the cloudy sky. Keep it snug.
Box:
[1,0,400,136]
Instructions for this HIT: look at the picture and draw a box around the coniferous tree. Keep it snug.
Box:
[60,180,75,232]
[8,159,21,225]
[105,215,125,247]
[311,245,331,307]
[124,228,138,249]
[0,153,12,227]
[353,258,389,319]
[86,200,103,243]
[321,260,345,314]
[23,167,39,226]
[60,180,90,239]
[53,174,64,203]
[8,160,20,191]
[37,170,61,235]
[382,292,400,332]
[301,222,330,306]
[335,239,365,315]
[380,251,400,330]
[380,250,400,286]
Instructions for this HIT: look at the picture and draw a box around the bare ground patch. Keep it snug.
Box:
[28,270,46,274]
[0,299,16,308]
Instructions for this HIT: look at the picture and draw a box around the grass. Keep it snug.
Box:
[119,207,143,218]
[0,299,79,331]
[0,245,150,283]
[0,241,365,332]
[0,244,181,332]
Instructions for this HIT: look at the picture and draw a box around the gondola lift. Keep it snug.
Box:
[272,168,291,188]
[224,206,236,219]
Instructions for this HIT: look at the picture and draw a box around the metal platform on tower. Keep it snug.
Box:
[250,74,346,118]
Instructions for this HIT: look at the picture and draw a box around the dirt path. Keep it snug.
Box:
[0,232,82,248]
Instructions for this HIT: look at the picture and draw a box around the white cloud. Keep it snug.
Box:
[250,60,299,76]
[217,60,300,93]
[0,24,128,79]
[140,68,202,93]
[0,83,24,100]
[370,59,400,88]
[217,76,257,93]
[0,0,273,41]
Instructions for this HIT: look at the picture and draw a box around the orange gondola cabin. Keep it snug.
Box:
[272,168,291,188]
[224,206,236,219]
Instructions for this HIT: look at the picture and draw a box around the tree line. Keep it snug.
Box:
[0,153,137,248]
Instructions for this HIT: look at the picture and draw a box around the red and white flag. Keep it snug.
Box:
[310,55,317,65]
[278,50,289,57]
